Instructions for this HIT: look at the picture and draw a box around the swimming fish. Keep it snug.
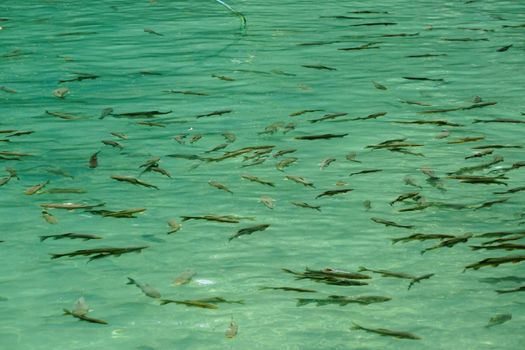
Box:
[63,308,108,325]
[127,277,161,298]
[319,157,336,170]
[371,217,414,229]
[295,133,348,140]
[291,201,321,211]
[42,210,58,224]
[260,196,274,209]
[372,81,387,90]
[111,175,159,189]
[167,219,182,234]
[208,180,233,194]
[315,188,353,199]
[225,317,238,338]
[25,180,49,195]
[53,87,70,98]
[421,234,473,254]
[241,174,275,187]
[40,233,102,241]
[229,224,270,242]
[486,314,512,328]
[50,246,149,261]
[464,255,525,271]
[173,270,195,285]
[285,175,314,187]
[302,64,337,71]
[89,151,100,168]
[351,322,421,340]
[159,299,217,309]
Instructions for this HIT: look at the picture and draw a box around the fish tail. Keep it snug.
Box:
[350,322,363,330]
[63,308,72,316]
[126,277,136,285]
[50,253,62,259]
[39,236,48,242]
[357,266,367,272]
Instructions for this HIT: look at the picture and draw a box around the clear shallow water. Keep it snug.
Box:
[1,0,524,349]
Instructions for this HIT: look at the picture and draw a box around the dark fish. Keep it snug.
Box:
[442,37,489,42]
[382,32,419,37]
[282,269,368,286]
[112,110,172,118]
[144,28,163,36]
[465,149,494,159]
[111,175,159,189]
[89,151,100,168]
[351,322,421,340]
[350,22,397,26]
[195,109,232,119]
[371,217,414,229]
[351,112,387,121]
[205,143,229,153]
[315,188,353,199]
[99,107,113,119]
[302,64,337,71]
[273,149,297,158]
[208,180,233,194]
[464,255,525,271]
[285,175,314,187]
[289,109,323,117]
[87,208,146,218]
[304,267,371,280]
[421,234,473,254]
[470,243,525,251]
[181,215,243,223]
[212,74,235,81]
[241,174,275,187]
[403,76,444,82]
[372,81,387,90]
[473,118,525,124]
[393,120,463,127]
[389,192,420,206]
[259,286,317,293]
[406,53,447,58]
[127,277,161,298]
[295,133,348,140]
[40,233,102,241]
[164,89,208,96]
[58,73,98,83]
[101,140,123,148]
[297,295,391,307]
[349,169,382,176]
[391,233,455,244]
[291,201,321,211]
[486,314,512,328]
[229,224,270,242]
[50,246,148,261]
[493,186,525,195]
[338,42,381,51]
[309,112,348,123]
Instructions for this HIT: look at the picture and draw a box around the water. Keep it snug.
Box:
[1,1,524,349]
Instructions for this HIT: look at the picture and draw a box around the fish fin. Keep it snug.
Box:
[126,277,135,285]
[350,322,362,330]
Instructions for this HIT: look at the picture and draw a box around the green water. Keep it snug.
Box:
[1,1,524,349]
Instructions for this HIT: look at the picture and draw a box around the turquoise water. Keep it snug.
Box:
[1,1,524,349]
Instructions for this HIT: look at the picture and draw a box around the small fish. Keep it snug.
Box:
[159,299,217,309]
[319,157,336,170]
[351,322,421,340]
[391,233,455,244]
[345,152,361,163]
[315,188,353,199]
[350,22,397,27]
[25,180,49,195]
[208,180,233,194]
[276,157,297,171]
[144,28,163,36]
[63,309,108,325]
[59,73,99,84]
[464,255,525,271]
[212,74,235,81]
[291,201,321,211]
[127,277,161,298]
[289,109,323,117]
[349,169,382,176]
[302,64,337,71]
[285,175,314,187]
[205,143,229,153]
[111,175,158,189]
[51,246,149,261]
[40,233,102,241]
[496,44,512,52]
[496,285,525,294]
[241,174,275,187]
[259,286,317,293]
[89,151,100,168]
[99,107,113,119]
[363,200,372,210]
[372,81,387,90]
[53,87,70,98]
[101,140,123,149]
[389,192,420,206]
[195,109,232,119]
[167,219,181,234]
[447,136,485,144]
[403,76,444,82]
[295,133,348,140]
[465,149,493,159]
[486,313,512,328]
[229,224,270,242]
[42,210,58,224]
[164,89,208,96]
[420,233,473,254]
[173,270,196,285]
[260,196,274,209]
[273,149,297,158]
[225,318,238,338]
[371,217,414,229]
[0,86,17,93]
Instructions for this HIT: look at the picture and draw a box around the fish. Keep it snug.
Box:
[351,322,421,340]
[304,267,371,280]
[259,286,317,293]
[450,175,508,186]
[241,174,275,187]
[144,28,163,36]
[273,149,297,158]
[351,112,387,121]
[297,295,391,307]
[89,151,100,168]
[295,133,348,140]
[391,233,455,244]
[282,268,369,286]
[309,112,348,123]
[63,309,108,325]
[195,109,232,119]
[493,186,525,195]
[285,175,314,188]
[205,143,229,153]
[225,317,238,338]
[167,219,182,234]
[350,22,397,26]
[372,81,387,90]
[40,202,105,210]
[212,74,235,81]
[50,246,149,261]
[470,243,525,251]
[291,201,321,211]
[88,208,146,218]
[127,277,161,298]
[382,32,419,37]
[0,86,17,93]
[406,53,448,58]
[349,169,382,176]
[111,175,158,189]
[40,233,102,241]
[448,136,486,144]
[59,73,99,83]
[164,89,208,96]
[319,157,336,170]
[276,157,298,171]
[112,110,172,118]
[53,87,70,98]
[173,270,195,285]
[101,140,123,149]
[389,192,420,206]
[345,152,361,162]
[7,130,34,137]
[315,188,353,199]
[371,217,414,229]
[465,149,494,159]
[229,224,270,242]
[302,64,337,71]
[289,109,323,117]
[159,299,217,309]
[338,42,381,51]
[464,255,525,271]
[473,118,525,124]
[394,120,463,127]
[421,234,473,254]
[25,180,49,195]
[260,196,274,209]
[208,180,233,194]
[42,210,58,224]
[181,215,246,223]
[486,314,512,328]
[496,285,525,294]
[99,107,113,119]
